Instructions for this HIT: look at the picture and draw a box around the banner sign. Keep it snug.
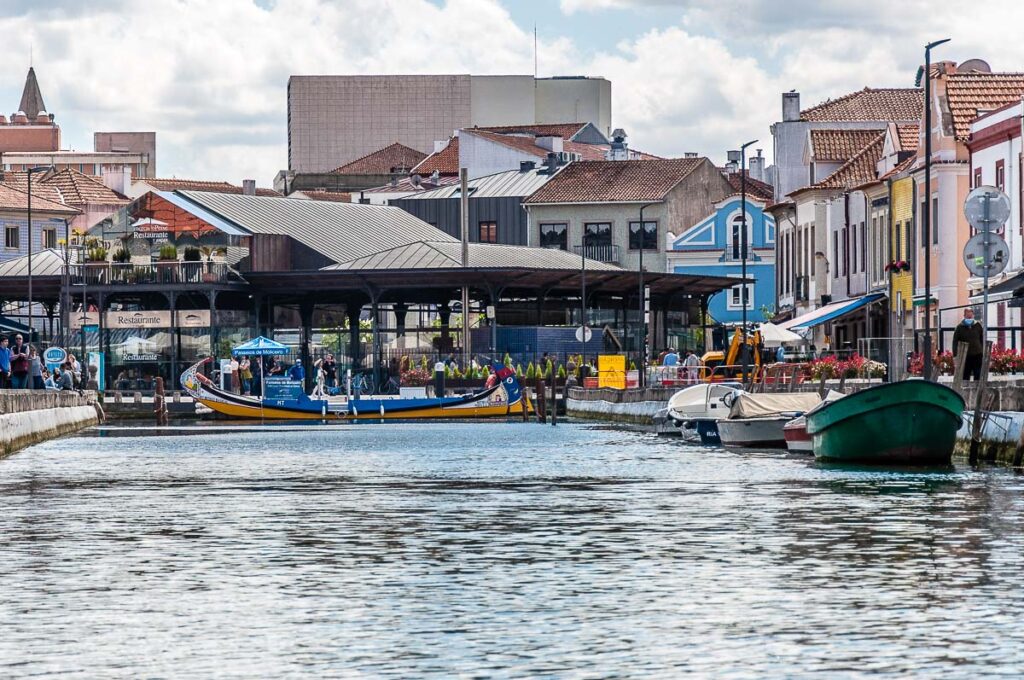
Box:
[43,346,67,365]
[215,310,250,326]
[597,354,626,390]
[264,376,305,401]
[176,310,211,328]
[104,310,171,329]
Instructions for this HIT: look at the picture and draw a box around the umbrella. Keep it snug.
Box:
[232,336,291,356]
[758,322,804,347]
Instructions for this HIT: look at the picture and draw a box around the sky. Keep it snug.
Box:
[1,0,1023,185]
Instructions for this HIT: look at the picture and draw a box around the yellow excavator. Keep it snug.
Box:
[700,327,762,381]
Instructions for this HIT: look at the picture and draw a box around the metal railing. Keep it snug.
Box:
[572,244,620,263]
[70,262,244,285]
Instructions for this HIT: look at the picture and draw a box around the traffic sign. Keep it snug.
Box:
[964,185,1011,233]
[963,232,1009,277]
[575,325,593,342]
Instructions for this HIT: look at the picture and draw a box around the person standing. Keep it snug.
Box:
[288,359,305,382]
[239,356,252,395]
[228,355,240,393]
[776,345,786,363]
[29,346,44,390]
[683,349,701,384]
[322,354,337,389]
[0,335,11,389]
[9,334,29,389]
[952,308,984,381]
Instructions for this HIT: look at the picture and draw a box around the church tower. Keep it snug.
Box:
[19,66,48,119]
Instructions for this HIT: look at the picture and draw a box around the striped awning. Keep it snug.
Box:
[780,293,886,331]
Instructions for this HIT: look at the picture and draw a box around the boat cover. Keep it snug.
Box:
[728,392,822,419]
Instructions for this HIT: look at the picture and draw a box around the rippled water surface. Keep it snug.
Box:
[3,422,1024,677]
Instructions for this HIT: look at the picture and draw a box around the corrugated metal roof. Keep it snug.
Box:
[155,191,250,236]
[324,240,620,272]
[0,248,66,278]
[176,191,456,264]
[399,168,556,201]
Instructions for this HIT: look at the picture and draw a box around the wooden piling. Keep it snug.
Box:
[788,365,800,393]
[969,341,993,464]
[154,377,169,426]
[536,376,546,423]
[550,365,558,427]
[952,342,967,396]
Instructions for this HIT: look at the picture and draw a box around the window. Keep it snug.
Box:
[539,223,568,250]
[42,227,56,249]
[895,220,901,261]
[583,222,612,247]
[974,167,983,188]
[859,221,866,273]
[851,224,857,274]
[729,214,754,259]
[905,221,912,263]
[728,281,755,310]
[628,220,657,251]
[833,238,839,278]
[996,160,1005,191]
[810,225,816,276]
[920,199,928,248]
[478,221,497,243]
[932,196,938,244]
[4,225,18,249]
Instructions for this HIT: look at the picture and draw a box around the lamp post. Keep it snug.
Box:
[733,140,758,383]
[637,202,657,388]
[26,165,53,343]
[922,38,950,382]
[580,227,587,362]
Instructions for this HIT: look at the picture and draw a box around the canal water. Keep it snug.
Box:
[2,422,1024,677]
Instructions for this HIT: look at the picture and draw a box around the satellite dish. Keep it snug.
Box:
[958,59,992,74]
[963,232,1009,277]
[964,186,1011,232]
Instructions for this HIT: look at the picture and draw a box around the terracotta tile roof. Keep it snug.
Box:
[330,142,427,175]
[474,122,591,140]
[524,158,706,204]
[466,130,550,157]
[725,171,774,201]
[0,171,64,204]
[0,182,79,214]
[809,128,884,162]
[880,153,917,181]
[42,168,129,204]
[896,123,920,151]
[806,132,886,191]
[945,72,1024,140]
[142,178,281,197]
[294,190,351,203]
[412,137,459,176]
[801,87,922,122]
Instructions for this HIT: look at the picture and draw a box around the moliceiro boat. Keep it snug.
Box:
[806,381,965,465]
[718,392,824,448]
[180,359,532,421]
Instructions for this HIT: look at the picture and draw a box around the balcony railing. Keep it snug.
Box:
[572,244,621,263]
[70,262,244,286]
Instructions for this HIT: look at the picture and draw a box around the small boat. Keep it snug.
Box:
[718,392,823,448]
[180,358,532,421]
[783,416,812,452]
[806,380,965,465]
[665,382,743,444]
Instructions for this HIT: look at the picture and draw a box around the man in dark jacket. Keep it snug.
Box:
[952,308,984,380]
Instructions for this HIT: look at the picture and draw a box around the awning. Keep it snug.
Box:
[987,268,1024,296]
[0,315,32,333]
[780,293,886,331]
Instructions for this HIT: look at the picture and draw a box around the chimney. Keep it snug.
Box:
[683,152,698,158]
[605,128,630,161]
[748,149,765,182]
[782,91,801,122]
[100,165,130,195]
[242,179,256,196]
[520,160,536,172]
[536,136,563,153]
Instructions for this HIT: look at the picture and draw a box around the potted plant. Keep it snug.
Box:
[156,243,178,283]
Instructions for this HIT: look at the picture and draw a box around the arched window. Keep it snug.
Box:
[729,213,753,260]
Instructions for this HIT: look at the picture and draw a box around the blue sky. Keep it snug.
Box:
[1,0,1022,184]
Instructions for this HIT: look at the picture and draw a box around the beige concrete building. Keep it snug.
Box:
[286,74,612,174]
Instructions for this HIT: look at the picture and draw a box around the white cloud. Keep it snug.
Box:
[559,0,632,14]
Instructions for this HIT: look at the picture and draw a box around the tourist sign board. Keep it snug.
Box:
[963,186,1012,330]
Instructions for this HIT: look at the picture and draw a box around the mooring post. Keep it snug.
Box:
[154,376,168,426]
[788,365,800,393]
[969,341,993,464]
[536,376,546,423]
[952,342,967,396]
[550,364,558,427]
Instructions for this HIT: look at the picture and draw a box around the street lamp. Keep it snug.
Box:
[637,202,658,388]
[734,140,758,382]
[580,227,588,363]
[922,38,950,381]
[26,164,53,343]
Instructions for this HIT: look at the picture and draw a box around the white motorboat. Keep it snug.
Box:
[718,392,823,448]
[665,382,743,444]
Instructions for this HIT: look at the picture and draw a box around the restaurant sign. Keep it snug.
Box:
[176,309,212,328]
[104,310,172,329]
[69,311,101,330]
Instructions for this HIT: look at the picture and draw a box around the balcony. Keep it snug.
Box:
[69,262,245,286]
[572,244,621,263]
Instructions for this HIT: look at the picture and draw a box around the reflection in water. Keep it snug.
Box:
[2,423,1024,677]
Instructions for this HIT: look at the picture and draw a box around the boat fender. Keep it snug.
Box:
[380,403,385,417]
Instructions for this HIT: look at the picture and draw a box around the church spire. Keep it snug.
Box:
[19,66,47,119]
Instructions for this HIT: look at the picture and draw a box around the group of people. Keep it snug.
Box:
[658,347,703,382]
[218,353,341,396]
[0,333,84,391]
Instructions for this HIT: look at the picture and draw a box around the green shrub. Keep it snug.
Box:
[158,244,178,260]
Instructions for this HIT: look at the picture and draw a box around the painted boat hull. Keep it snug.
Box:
[718,416,791,448]
[180,360,532,421]
[783,416,812,452]
[806,381,965,464]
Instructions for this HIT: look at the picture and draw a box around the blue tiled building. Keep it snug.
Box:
[666,195,776,326]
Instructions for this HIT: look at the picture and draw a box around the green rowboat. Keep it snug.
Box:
[806,381,965,465]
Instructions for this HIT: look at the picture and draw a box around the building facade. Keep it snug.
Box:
[666,196,776,325]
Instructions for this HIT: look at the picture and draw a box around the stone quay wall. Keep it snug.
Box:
[0,391,101,458]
